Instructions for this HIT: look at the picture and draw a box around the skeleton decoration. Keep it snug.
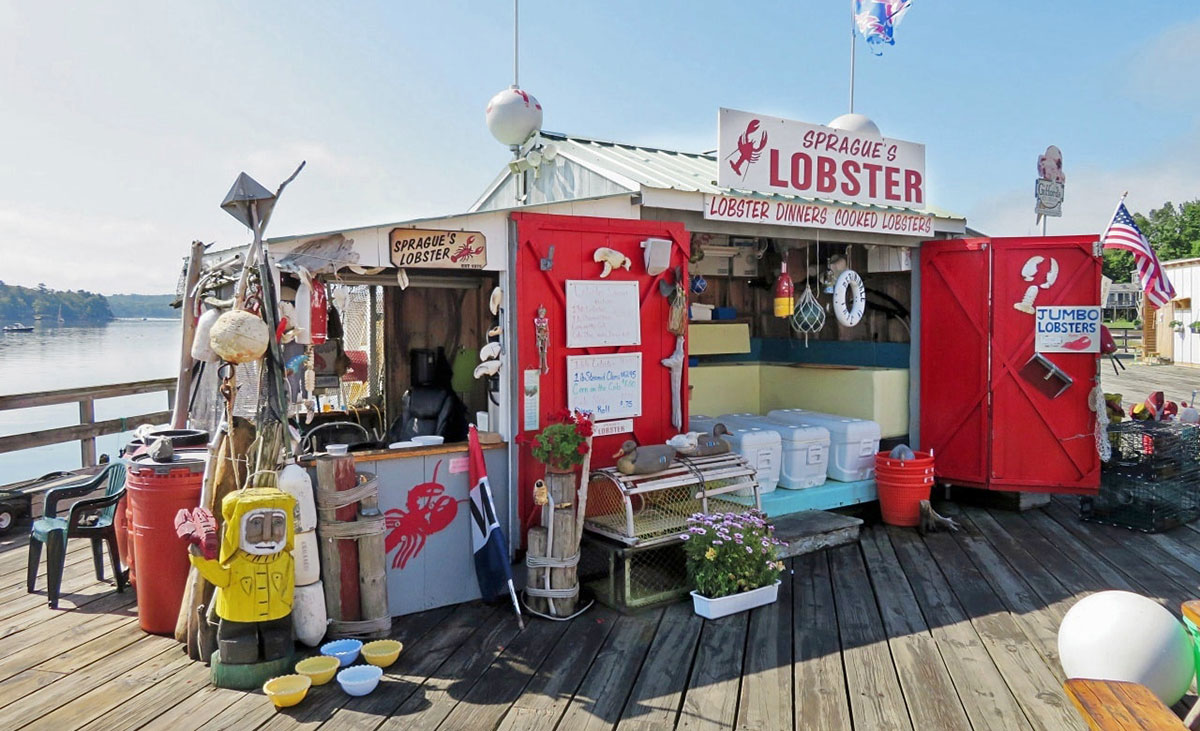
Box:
[534,305,550,374]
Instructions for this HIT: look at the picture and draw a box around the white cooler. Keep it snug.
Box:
[716,425,781,494]
[767,409,880,482]
[717,413,830,490]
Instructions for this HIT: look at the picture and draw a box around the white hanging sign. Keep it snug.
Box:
[565,280,641,348]
[1035,306,1100,353]
[566,353,642,420]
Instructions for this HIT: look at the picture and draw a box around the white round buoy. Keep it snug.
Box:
[485,88,543,146]
[292,530,321,586]
[828,113,882,137]
[1058,590,1195,705]
[208,309,269,364]
[293,580,328,647]
[191,307,223,362]
[278,463,317,532]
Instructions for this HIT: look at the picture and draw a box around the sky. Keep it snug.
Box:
[1,1,1198,294]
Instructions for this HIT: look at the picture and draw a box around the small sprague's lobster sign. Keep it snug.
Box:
[389,228,487,269]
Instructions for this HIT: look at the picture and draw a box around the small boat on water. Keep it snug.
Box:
[3,323,34,333]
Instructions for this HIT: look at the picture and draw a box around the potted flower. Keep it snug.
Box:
[1170,320,1185,333]
[681,510,787,619]
[1190,322,1200,334]
[518,408,592,474]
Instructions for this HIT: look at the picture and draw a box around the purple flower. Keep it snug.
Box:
[712,540,723,546]
[745,546,753,554]
[680,534,690,541]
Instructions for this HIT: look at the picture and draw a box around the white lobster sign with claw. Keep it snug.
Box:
[1014,255,1058,314]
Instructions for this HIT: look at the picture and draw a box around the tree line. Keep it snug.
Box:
[0,282,113,323]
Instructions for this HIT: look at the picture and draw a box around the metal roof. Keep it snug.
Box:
[537,131,966,220]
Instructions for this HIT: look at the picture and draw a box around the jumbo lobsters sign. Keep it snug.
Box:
[718,108,926,210]
[389,228,487,269]
[704,194,933,236]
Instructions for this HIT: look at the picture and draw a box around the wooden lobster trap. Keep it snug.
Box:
[583,453,761,548]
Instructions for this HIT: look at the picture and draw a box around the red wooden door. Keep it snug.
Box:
[989,235,1101,493]
[920,238,992,487]
[513,212,690,539]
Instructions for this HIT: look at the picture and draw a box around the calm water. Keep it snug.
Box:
[0,318,181,483]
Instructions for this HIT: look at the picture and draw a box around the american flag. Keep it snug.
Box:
[1102,202,1175,309]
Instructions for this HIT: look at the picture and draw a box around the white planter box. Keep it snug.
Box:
[690,580,781,619]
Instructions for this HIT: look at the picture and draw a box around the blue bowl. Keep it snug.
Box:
[320,639,363,667]
[336,664,383,696]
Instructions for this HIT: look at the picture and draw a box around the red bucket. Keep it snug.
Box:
[875,451,934,527]
[127,454,205,635]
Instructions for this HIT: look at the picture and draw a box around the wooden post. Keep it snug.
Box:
[316,455,361,630]
[171,240,205,429]
[357,477,388,638]
[78,398,96,468]
[525,526,548,613]
[545,470,577,615]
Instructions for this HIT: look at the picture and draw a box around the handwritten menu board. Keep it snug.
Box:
[566,353,642,420]
[565,280,641,348]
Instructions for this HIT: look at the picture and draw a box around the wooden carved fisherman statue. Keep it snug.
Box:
[186,487,297,688]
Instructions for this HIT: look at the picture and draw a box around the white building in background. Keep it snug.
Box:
[1155,258,1200,365]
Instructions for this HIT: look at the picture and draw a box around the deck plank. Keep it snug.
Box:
[553,610,663,731]
[734,571,792,731]
[828,543,912,730]
[917,529,1085,731]
[617,600,704,731]
[0,593,137,684]
[887,527,1034,731]
[792,551,852,731]
[859,526,971,731]
[677,611,749,730]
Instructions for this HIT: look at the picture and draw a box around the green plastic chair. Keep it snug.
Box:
[26,464,127,608]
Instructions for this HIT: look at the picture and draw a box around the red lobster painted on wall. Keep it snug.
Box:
[384,460,458,569]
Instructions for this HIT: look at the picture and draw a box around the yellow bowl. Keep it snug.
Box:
[294,655,341,686]
[361,639,403,668]
[263,674,312,708]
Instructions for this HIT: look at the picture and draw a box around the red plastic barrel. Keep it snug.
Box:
[127,453,205,634]
[875,451,935,527]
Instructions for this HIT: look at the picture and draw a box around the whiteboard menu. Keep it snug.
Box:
[565,280,640,348]
[566,353,642,420]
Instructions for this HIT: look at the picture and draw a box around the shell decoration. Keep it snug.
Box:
[593,247,632,278]
[209,309,270,364]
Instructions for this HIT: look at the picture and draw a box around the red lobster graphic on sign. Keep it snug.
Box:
[450,235,485,263]
[385,460,459,569]
[728,119,768,176]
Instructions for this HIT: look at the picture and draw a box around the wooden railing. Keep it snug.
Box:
[0,377,176,467]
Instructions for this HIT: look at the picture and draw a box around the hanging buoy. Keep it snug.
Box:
[191,307,223,362]
[278,463,317,532]
[832,269,866,327]
[209,309,270,363]
[294,276,312,345]
[309,279,328,345]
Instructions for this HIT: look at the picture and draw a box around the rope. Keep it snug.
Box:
[317,515,386,538]
[1091,384,1112,462]
[524,551,580,569]
[315,475,379,508]
[328,616,392,636]
[519,592,594,622]
[524,584,580,599]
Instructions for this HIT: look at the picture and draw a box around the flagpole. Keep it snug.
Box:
[506,578,525,630]
[849,6,856,114]
[1101,191,1129,246]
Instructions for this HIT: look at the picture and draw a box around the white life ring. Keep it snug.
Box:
[833,269,866,327]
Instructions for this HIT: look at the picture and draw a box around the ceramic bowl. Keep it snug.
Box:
[361,639,403,668]
[337,664,383,696]
[326,443,349,455]
[411,435,444,446]
[320,638,363,667]
[263,674,312,708]
[388,441,417,449]
[294,655,340,686]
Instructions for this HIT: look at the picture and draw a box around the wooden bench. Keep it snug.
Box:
[1064,678,1187,730]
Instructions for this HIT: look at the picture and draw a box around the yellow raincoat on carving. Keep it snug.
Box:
[189,487,296,623]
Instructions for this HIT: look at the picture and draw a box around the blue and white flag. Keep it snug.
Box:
[854,0,912,55]
[468,425,523,626]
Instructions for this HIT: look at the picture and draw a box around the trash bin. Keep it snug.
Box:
[127,452,205,634]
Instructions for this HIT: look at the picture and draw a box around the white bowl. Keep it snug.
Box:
[411,435,445,446]
[336,664,383,696]
[388,441,417,449]
[326,443,348,455]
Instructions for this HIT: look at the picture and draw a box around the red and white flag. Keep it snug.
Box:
[1102,201,1175,309]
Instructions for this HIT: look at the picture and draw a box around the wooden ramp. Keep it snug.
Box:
[2,495,1199,729]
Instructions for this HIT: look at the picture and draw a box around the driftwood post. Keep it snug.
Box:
[171,240,205,429]
[525,469,578,616]
[315,455,362,633]
[356,474,389,639]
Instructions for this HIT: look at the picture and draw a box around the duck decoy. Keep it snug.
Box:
[691,424,731,457]
[612,440,677,476]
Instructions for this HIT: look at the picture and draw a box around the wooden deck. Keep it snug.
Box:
[1101,356,1200,407]
[3,496,1200,730]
